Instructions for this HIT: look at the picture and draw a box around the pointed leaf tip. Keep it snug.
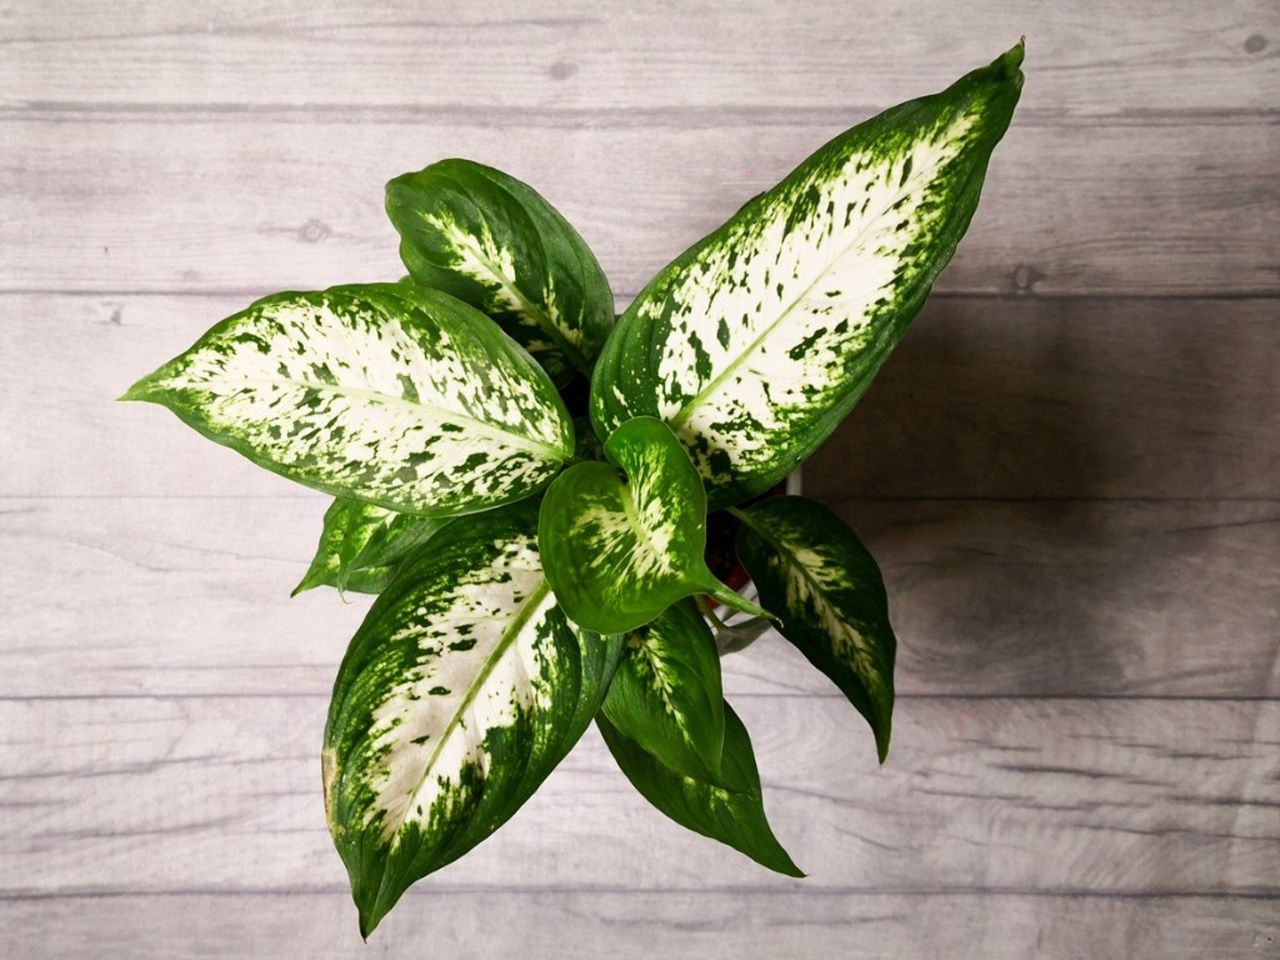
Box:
[591,49,1024,509]
[1004,38,1025,68]
[737,497,897,765]
[118,283,573,516]
[876,725,891,765]
[116,378,153,403]
[325,500,621,935]
[598,705,803,877]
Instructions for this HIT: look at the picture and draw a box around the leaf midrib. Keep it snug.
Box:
[737,514,878,667]
[398,577,553,831]
[197,372,568,461]
[617,480,679,582]
[667,152,944,431]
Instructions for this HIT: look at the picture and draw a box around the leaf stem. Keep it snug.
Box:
[696,595,729,632]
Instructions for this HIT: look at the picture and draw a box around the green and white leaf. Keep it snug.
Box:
[735,496,896,762]
[538,416,766,634]
[591,44,1024,509]
[324,499,621,937]
[597,702,802,877]
[387,158,615,386]
[122,283,573,517]
[601,600,726,783]
[293,497,446,596]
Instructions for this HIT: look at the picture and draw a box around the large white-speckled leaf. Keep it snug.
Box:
[597,702,802,877]
[324,499,621,937]
[735,496,896,762]
[293,498,446,596]
[121,283,573,516]
[601,600,726,783]
[538,416,767,634]
[591,45,1024,509]
[387,159,615,386]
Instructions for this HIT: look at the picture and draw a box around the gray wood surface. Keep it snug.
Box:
[2,1,1277,957]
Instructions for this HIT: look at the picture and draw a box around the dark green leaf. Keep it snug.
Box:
[736,496,896,762]
[598,703,802,877]
[601,600,726,783]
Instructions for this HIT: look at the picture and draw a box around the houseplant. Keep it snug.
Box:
[122,44,1023,935]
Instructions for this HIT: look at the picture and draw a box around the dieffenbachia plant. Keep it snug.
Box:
[122,46,1023,936]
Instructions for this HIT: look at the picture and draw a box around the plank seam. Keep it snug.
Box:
[0,886,1276,901]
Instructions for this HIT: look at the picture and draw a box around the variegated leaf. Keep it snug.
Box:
[735,496,896,762]
[122,283,574,516]
[538,416,767,634]
[293,497,445,596]
[601,600,726,783]
[387,159,615,386]
[591,44,1024,509]
[324,499,621,937]
[597,702,802,877]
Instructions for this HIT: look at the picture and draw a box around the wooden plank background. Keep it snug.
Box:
[2,1,1277,957]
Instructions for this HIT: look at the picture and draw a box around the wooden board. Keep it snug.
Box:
[2,497,1276,699]
[3,892,1276,960]
[3,696,1277,896]
[807,297,1280,501]
[5,121,1276,297]
[3,0,1275,116]
[4,0,1278,955]
[7,295,1277,500]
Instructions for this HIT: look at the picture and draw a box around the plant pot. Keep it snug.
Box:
[704,468,802,653]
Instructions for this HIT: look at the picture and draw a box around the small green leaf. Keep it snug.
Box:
[735,496,896,762]
[324,499,621,937]
[538,416,767,634]
[293,498,445,596]
[601,600,726,783]
[121,283,574,517]
[387,158,615,386]
[598,703,803,878]
[591,44,1024,508]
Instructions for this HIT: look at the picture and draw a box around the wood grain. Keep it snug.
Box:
[3,0,1275,117]
[4,0,1278,954]
[8,295,1277,500]
[2,497,1276,700]
[3,695,1277,896]
[4,120,1277,298]
[3,892,1276,959]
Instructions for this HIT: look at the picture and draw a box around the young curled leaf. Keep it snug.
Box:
[592,44,1024,508]
[122,283,574,517]
[387,159,615,386]
[736,496,896,762]
[538,416,767,634]
[324,499,621,937]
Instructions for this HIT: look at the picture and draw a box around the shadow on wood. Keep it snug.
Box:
[806,295,1278,501]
